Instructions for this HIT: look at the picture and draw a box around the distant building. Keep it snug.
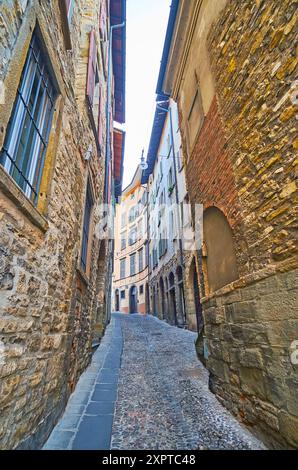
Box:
[142,99,198,331]
[0,0,126,449]
[112,165,149,314]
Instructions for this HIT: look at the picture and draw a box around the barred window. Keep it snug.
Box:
[0,32,57,204]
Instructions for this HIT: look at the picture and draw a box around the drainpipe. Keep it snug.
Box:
[156,100,187,326]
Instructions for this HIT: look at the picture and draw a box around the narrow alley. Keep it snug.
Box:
[44,313,264,450]
[0,0,297,455]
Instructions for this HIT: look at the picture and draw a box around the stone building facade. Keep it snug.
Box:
[0,0,126,449]
[156,0,298,449]
[112,165,149,314]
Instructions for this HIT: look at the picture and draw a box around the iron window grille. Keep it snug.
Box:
[80,181,94,272]
[120,290,125,299]
[0,32,57,205]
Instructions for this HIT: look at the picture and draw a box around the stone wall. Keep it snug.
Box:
[207,0,297,269]
[0,0,111,449]
[201,0,298,448]
[203,267,298,449]
[171,0,297,448]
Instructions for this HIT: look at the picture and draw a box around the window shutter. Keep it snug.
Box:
[86,28,97,107]
[99,1,107,39]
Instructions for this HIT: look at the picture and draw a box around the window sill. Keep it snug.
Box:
[0,165,48,232]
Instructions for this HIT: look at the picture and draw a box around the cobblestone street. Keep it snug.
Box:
[44,313,264,450]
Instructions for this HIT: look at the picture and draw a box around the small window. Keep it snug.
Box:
[138,247,143,272]
[121,211,126,228]
[128,227,137,246]
[120,290,125,299]
[129,206,135,223]
[137,219,143,239]
[167,133,171,157]
[139,285,144,295]
[130,253,136,276]
[0,32,57,204]
[144,242,149,267]
[168,167,174,190]
[81,181,94,272]
[121,231,126,250]
[120,258,126,279]
[177,147,183,171]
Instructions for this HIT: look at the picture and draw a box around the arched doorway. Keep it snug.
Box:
[168,272,177,325]
[115,289,120,311]
[129,285,138,313]
[176,266,186,325]
[159,277,165,319]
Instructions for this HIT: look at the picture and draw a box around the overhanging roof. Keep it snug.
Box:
[141,101,169,184]
[110,0,126,123]
[113,128,125,198]
[156,0,179,98]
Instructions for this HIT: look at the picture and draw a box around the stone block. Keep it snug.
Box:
[239,366,267,400]
[207,357,230,383]
[239,348,264,369]
[230,300,257,323]
[279,411,298,448]
[205,306,225,324]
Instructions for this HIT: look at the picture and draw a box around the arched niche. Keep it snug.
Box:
[203,206,238,293]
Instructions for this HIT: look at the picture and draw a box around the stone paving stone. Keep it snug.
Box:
[97,370,119,384]
[44,314,265,451]
[86,401,115,415]
[43,317,120,450]
[92,388,117,402]
[72,415,113,450]
[111,313,265,451]
[56,414,81,430]
[65,404,86,415]
[43,430,75,450]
